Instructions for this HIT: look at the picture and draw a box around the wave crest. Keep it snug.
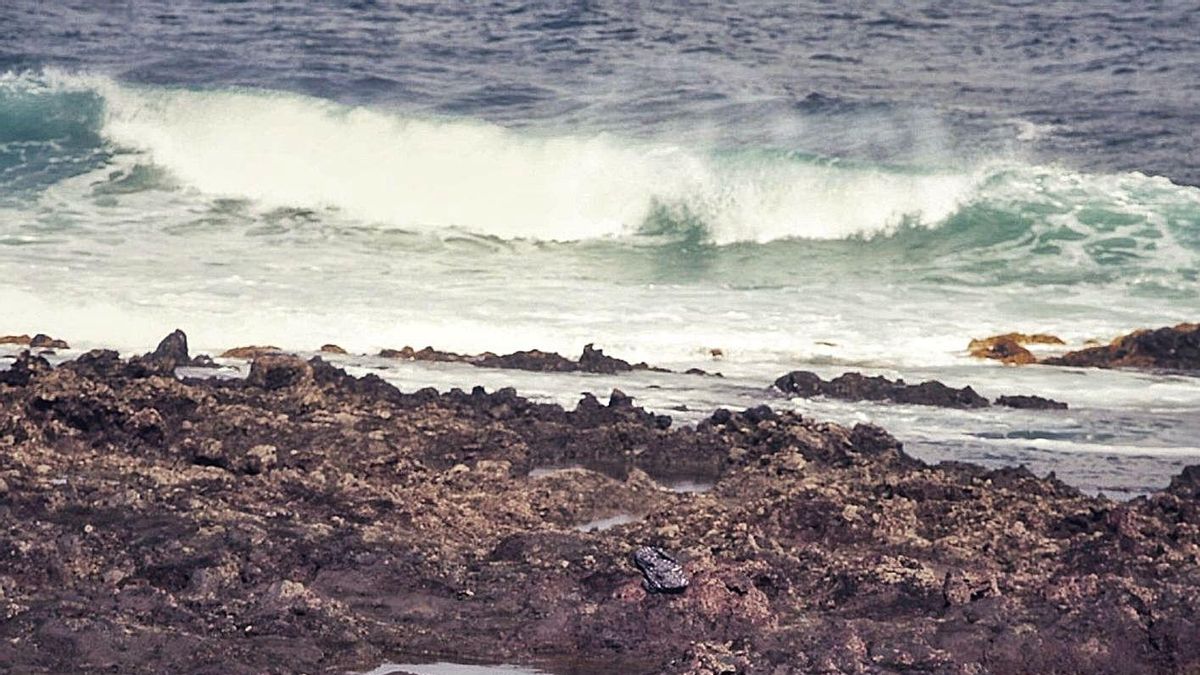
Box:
[7,71,977,243]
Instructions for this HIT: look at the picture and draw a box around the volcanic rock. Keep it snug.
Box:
[632,546,689,593]
[29,334,70,350]
[774,370,990,408]
[0,351,1197,673]
[220,345,283,359]
[1044,323,1200,371]
[995,394,1069,410]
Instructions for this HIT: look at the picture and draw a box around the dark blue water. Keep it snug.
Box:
[2,0,1198,184]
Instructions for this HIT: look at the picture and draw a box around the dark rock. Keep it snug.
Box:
[142,329,193,370]
[608,388,633,407]
[1044,323,1200,371]
[30,334,70,350]
[995,394,1068,410]
[3,347,1199,674]
[1166,465,1200,500]
[775,370,990,409]
[578,343,634,374]
[632,546,689,593]
[476,349,578,372]
[0,351,51,386]
[379,346,474,362]
[246,355,313,390]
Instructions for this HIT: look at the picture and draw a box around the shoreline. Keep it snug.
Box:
[1,342,1198,673]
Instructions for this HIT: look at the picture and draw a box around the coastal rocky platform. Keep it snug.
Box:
[0,344,1198,673]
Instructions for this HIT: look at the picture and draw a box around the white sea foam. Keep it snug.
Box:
[22,71,977,244]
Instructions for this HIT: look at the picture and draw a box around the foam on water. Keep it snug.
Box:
[1,70,1199,494]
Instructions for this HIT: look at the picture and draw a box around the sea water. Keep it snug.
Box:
[1,1,1198,496]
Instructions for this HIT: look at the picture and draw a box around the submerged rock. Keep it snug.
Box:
[1044,323,1200,371]
[632,546,689,593]
[774,370,990,408]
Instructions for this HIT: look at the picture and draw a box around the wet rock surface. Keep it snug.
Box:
[380,342,718,377]
[1044,322,1200,371]
[1,334,70,350]
[774,370,991,408]
[0,346,1196,673]
[995,394,1069,410]
[968,333,1063,365]
[774,371,1069,411]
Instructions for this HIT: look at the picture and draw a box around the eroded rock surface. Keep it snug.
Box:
[0,350,1196,674]
[1044,323,1200,371]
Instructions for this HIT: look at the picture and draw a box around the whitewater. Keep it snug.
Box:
[2,0,1200,497]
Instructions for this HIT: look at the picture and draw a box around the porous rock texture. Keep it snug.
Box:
[0,347,1197,673]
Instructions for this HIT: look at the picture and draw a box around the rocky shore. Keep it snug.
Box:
[970,323,1200,372]
[1,340,1198,673]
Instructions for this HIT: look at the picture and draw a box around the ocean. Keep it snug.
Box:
[2,1,1199,497]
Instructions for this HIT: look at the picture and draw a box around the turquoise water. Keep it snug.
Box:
[1,71,1198,498]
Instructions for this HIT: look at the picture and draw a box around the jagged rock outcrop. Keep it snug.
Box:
[1044,323,1200,371]
[774,370,990,408]
[0,349,1195,674]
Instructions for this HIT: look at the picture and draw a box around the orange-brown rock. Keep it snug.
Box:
[219,345,283,359]
[968,332,1063,364]
[318,343,348,354]
[0,334,32,346]
[1044,323,1200,371]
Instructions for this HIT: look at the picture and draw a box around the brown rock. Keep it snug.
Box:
[1,350,1197,674]
[0,334,32,346]
[968,332,1062,364]
[220,345,283,359]
[29,334,70,350]
[246,354,312,390]
[1044,323,1200,371]
[318,344,348,354]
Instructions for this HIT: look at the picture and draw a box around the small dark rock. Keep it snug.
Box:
[995,395,1068,410]
[150,329,190,367]
[0,351,51,386]
[30,334,69,350]
[609,388,633,407]
[579,343,635,374]
[632,546,688,594]
[247,355,313,390]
